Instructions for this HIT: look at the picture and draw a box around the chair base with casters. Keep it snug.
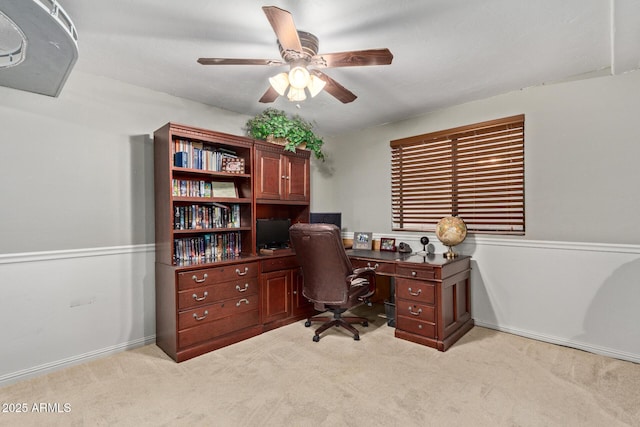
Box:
[305,307,370,342]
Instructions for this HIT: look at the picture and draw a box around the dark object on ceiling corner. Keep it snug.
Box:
[0,0,78,97]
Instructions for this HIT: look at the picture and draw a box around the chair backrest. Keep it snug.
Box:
[289,223,354,305]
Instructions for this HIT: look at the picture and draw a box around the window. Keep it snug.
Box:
[390,115,524,234]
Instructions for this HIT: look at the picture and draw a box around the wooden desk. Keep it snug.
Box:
[347,250,473,351]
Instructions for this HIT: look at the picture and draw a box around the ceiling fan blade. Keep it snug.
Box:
[311,70,357,103]
[197,58,284,66]
[312,48,394,68]
[259,86,279,103]
[262,6,303,54]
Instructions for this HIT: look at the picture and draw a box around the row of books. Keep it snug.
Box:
[174,204,241,230]
[173,138,238,171]
[173,232,242,265]
[172,179,238,198]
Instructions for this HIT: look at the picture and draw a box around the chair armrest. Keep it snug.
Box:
[352,267,375,276]
[346,268,376,298]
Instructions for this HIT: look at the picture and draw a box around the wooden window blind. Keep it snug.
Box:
[390,115,525,234]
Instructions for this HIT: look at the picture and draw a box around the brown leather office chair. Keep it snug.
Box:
[289,223,376,342]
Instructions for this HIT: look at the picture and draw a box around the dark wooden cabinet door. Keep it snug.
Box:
[255,149,282,200]
[261,269,291,324]
[285,155,310,201]
[291,268,313,316]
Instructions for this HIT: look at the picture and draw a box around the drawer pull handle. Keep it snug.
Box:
[235,267,249,276]
[236,298,250,307]
[193,310,209,321]
[411,271,417,277]
[192,273,208,283]
[408,306,423,316]
[408,287,422,296]
[236,283,249,292]
[367,262,379,270]
[192,291,208,301]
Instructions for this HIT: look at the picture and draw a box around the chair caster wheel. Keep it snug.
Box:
[312,335,320,342]
[362,320,369,327]
[354,335,360,341]
[305,320,311,327]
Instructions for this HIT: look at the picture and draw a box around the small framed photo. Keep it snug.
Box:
[352,232,373,250]
[380,237,396,252]
[211,181,238,198]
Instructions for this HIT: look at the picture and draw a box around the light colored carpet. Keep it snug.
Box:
[1,304,639,426]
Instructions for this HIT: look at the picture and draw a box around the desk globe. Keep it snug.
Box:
[435,216,467,258]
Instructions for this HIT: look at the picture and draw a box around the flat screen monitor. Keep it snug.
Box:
[310,212,342,230]
[256,218,291,249]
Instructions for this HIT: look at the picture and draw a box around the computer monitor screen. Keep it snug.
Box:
[256,218,291,249]
[310,212,342,230]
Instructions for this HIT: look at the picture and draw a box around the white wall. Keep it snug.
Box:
[317,71,640,362]
[0,71,251,385]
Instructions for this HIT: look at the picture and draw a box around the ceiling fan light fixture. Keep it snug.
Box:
[288,66,310,89]
[307,74,326,98]
[287,86,306,102]
[268,72,289,96]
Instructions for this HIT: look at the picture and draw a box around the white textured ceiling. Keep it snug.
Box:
[6,0,640,135]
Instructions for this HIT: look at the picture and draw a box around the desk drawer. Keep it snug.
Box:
[178,262,259,290]
[396,265,436,280]
[178,309,260,349]
[178,277,258,310]
[351,259,395,275]
[396,314,436,339]
[261,256,298,273]
[396,300,436,323]
[396,278,435,304]
[179,295,259,330]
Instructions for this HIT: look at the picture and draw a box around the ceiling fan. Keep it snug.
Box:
[197,6,394,103]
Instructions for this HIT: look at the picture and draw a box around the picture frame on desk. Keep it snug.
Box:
[380,237,396,252]
[352,232,373,250]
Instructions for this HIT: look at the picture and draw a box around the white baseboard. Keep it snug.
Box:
[474,321,640,364]
[0,335,157,387]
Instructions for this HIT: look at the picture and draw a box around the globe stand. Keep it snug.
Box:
[444,246,459,259]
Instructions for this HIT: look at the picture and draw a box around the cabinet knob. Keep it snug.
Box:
[411,271,417,277]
